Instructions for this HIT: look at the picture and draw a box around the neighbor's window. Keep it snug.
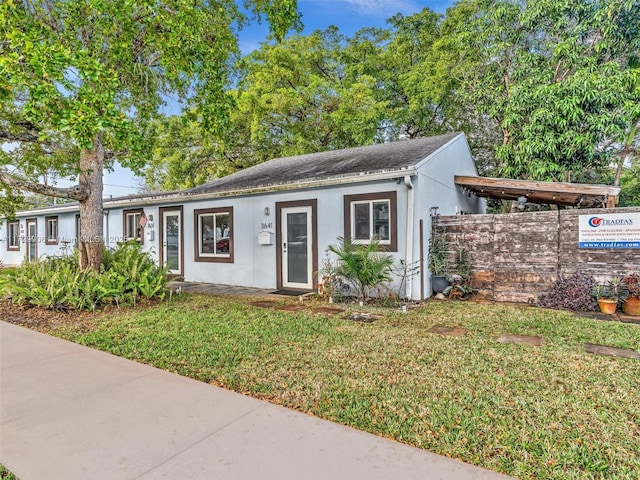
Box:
[194,207,233,263]
[123,209,144,244]
[7,221,20,251]
[45,216,59,245]
[344,192,397,251]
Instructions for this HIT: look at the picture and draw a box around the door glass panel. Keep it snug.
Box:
[287,212,308,284]
[28,224,37,260]
[165,214,179,271]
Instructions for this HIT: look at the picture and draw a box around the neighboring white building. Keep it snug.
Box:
[1,132,484,299]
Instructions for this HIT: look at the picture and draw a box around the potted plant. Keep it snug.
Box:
[591,278,628,314]
[428,234,449,294]
[442,248,476,300]
[621,273,640,315]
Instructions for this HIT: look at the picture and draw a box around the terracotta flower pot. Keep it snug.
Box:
[597,298,617,314]
[622,296,640,316]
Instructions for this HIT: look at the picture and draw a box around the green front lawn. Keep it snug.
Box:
[42,295,640,479]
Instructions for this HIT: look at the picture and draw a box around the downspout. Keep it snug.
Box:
[404,175,415,300]
[104,210,109,248]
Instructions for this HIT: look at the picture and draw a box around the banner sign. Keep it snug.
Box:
[579,213,640,249]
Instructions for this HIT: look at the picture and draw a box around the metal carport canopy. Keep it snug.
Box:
[454,175,621,208]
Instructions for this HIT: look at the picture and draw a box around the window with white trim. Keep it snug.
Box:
[123,209,144,243]
[344,191,397,251]
[7,221,20,251]
[352,200,391,243]
[45,216,59,245]
[194,207,233,263]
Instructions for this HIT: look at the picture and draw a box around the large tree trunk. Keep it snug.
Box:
[78,137,105,270]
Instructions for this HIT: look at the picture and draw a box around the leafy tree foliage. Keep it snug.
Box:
[148,1,638,192]
[145,27,390,190]
[237,27,387,157]
[0,0,299,268]
[431,0,639,182]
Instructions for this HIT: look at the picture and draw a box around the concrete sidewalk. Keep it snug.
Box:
[0,322,512,480]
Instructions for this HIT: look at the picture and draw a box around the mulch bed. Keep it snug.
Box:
[0,300,103,332]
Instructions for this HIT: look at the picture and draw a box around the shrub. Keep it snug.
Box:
[621,273,640,297]
[0,240,167,311]
[328,236,394,300]
[428,235,447,276]
[537,272,599,311]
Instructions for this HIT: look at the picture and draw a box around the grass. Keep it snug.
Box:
[0,465,19,480]
[33,294,640,479]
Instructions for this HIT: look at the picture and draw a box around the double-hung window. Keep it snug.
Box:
[344,192,397,251]
[7,221,20,251]
[123,209,144,243]
[45,216,59,245]
[194,207,233,263]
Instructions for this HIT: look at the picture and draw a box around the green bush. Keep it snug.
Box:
[0,240,168,311]
[328,236,394,300]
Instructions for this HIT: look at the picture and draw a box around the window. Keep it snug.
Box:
[45,216,59,245]
[344,191,397,251]
[123,209,144,244]
[7,221,20,251]
[75,214,81,246]
[194,207,233,263]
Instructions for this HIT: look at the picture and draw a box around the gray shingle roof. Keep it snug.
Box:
[186,132,461,195]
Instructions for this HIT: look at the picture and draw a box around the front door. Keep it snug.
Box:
[26,219,37,262]
[277,201,317,290]
[161,208,183,276]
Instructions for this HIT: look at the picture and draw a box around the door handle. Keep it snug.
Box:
[282,242,287,253]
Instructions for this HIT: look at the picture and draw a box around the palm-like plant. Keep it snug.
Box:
[328,236,394,300]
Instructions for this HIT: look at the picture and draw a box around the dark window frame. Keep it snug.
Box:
[45,216,59,245]
[7,221,20,251]
[194,207,234,263]
[343,191,397,252]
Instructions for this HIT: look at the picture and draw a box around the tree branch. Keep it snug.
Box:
[0,171,88,201]
[0,130,41,143]
[104,150,129,160]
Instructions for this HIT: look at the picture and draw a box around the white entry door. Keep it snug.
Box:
[281,206,313,290]
[162,209,182,275]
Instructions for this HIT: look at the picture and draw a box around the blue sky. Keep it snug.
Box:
[238,0,455,53]
[104,0,456,197]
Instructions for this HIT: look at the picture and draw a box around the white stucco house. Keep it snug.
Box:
[1,132,485,299]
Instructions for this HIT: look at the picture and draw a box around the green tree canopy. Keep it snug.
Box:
[430,0,639,182]
[0,0,299,268]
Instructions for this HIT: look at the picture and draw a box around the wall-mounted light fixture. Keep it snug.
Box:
[264,207,270,216]
[429,206,439,217]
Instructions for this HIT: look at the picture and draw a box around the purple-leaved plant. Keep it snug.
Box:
[537,272,599,312]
